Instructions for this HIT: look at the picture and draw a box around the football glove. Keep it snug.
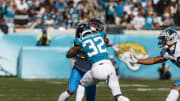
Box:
[163,52,177,61]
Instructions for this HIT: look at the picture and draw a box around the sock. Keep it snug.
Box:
[166,89,179,101]
[76,85,85,101]
[117,95,130,101]
[57,91,71,101]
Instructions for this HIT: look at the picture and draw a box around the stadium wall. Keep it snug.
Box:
[18,47,71,79]
[0,33,180,79]
[0,34,73,79]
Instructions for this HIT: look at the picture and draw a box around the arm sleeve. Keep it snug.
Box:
[100,32,106,38]
[161,48,177,60]
[74,38,81,46]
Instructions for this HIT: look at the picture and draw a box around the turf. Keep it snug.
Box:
[0,77,179,101]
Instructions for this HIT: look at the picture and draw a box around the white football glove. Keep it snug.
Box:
[163,52,177,60]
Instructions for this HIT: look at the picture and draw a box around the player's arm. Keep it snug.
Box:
[137,56,167,65]
[66,46,83,58]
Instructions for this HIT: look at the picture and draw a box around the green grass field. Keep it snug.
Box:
[0,77,179,101]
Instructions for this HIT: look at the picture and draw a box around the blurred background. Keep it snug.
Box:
[0,0,179,32]
[0,0,179,80]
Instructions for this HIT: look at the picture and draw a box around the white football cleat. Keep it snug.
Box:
[118,96,130,101]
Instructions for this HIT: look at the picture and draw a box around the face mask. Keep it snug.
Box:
[158,36,166,48]
[90,26,96,32]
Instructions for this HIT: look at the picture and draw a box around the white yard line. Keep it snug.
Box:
[120,84,149,87]
[23,79,67,84]
[96,83,149,87]
[47,81,66,84]
[0,94,5,96]
[134,88,170,91]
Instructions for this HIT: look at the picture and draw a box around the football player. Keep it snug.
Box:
[75,18,114,101]
[57,24,96,101]
[66,24,130,101]
[129,28,180,101]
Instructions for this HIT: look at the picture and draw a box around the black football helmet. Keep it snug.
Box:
[88,18,104,32]
[75,23,91,38]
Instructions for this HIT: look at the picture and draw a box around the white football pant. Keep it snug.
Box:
[80,60,122,96]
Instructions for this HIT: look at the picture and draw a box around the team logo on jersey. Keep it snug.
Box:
[113,42,149,71]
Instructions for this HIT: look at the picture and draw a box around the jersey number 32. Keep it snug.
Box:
[83,37,107,57]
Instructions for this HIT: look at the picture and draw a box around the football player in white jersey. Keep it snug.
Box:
[129,28,180,101]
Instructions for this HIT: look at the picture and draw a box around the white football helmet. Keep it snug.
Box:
[158,28,178,47]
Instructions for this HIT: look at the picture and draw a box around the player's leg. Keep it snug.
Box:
[58,68,82,101]
[76,84,85,101]
[91,60,129,101]
[91,60,121,96]
[76,70,96,101]
[76,85,96,101]
[91,61,110,81]
[105,61,130,101]
[58,90,72,101]
[85,85,96,101]
[166,79,180,101]
[80,70,98,87]
[76,70,97,101]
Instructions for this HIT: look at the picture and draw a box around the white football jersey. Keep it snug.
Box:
[160,40,180,67]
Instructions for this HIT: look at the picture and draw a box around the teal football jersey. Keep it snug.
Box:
[74,32,109,64]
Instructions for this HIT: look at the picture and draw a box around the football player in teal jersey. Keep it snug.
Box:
[66,25,130,101]
[58,18,108,101]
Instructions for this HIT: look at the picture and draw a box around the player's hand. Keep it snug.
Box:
[163,52,177,60]
[129,54,138,63]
